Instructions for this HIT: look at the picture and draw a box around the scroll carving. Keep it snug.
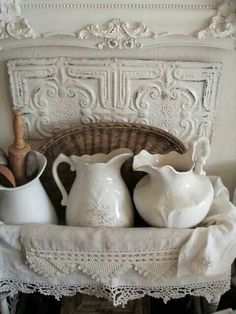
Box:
[0,1,235,43]
[78,18,157,49]
[0,0,39,39]
[8,58,221,143]
[197,0,236,39]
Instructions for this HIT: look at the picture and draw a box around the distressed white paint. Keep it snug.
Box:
[7,58,221,143]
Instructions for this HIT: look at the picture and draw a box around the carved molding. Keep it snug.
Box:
[21,3,216,10]
[0,0,39,39]
[7,58,222,143]
[197,0,236,39]
[78,18,157,50]
[0,1,235,46]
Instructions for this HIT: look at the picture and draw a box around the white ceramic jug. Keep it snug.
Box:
[133,137,214,228]
[52,148,134,227]
[0,152,58,225]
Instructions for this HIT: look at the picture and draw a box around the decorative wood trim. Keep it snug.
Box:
[21,3,216,10]
[77,18,157,50]
[1,1,235,47]
[197,0,236,39]
[0,0,39,39]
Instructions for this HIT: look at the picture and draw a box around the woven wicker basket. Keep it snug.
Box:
[39,122,186,225]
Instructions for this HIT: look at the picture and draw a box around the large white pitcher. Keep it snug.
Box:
[0,152,58,225]
[133,137,214,228]
[52,148,134,227]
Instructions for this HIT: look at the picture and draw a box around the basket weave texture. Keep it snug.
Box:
[39,122,186,225]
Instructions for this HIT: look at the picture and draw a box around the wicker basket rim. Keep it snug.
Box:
[39,122,186,153]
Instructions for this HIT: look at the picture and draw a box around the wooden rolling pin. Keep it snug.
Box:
[8,109,31,186]
[0,164,16,187]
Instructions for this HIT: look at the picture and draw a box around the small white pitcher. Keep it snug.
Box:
[52,148,134,227]
[0,152,58,225]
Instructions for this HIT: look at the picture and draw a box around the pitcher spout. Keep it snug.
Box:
[107,148,133,169]
[133,150,158,174]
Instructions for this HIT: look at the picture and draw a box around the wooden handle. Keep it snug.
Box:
[0,164,16,188]
[8,108,31,186]
[12,109,26,149]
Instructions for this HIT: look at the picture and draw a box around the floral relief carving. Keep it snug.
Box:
[86,205,117,227]
[77,18,157,49]
[0,0,39,39]
[8,58,221,143]
[77,180,118,227]
[8,58,108,138]
[197,0,236,39]
[117,60,221,142]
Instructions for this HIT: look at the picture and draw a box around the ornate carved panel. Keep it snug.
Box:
[8,58,222,143]
[77,18,157,50]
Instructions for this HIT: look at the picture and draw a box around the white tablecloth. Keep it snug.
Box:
[0,176,235,306]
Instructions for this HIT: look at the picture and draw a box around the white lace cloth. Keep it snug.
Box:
[0,176,236,306]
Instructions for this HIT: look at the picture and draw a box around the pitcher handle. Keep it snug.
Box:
[191,137,210,175]
[52,153,75,206]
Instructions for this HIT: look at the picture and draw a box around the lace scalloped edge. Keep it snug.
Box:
[0,276,231,307]
[24,248,179,280]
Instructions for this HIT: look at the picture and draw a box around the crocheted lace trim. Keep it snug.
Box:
[0,275,230,306]
[24,248,179,281]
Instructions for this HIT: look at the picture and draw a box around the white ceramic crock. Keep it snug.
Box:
[0,152,58,225]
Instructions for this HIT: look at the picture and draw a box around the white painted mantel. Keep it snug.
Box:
[0,0,235,50]
[0,0,236,195]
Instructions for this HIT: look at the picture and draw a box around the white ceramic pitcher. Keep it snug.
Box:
[52,148,134,227]
[0,152,58,225]
[133,137,214,228]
